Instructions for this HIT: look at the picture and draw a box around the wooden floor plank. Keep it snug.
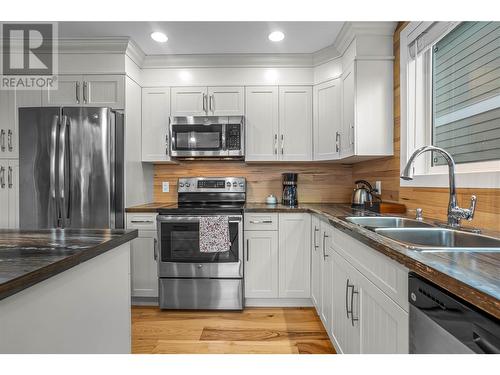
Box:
[131,306,336,354]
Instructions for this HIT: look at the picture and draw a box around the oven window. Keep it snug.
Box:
[172,125,223,150]
[160,220,240,263]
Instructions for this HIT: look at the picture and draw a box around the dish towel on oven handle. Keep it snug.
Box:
[199,216,231,253]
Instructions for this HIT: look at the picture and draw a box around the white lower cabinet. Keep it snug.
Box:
[244,213,311,303]
[244,230,279,298]
[319,220,333,331]
[329,228,409,354]
[126,213,158,301]
[0,159,19,229]
[310,216,322,309]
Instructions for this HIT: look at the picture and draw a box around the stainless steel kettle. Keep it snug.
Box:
[351,180,374,207]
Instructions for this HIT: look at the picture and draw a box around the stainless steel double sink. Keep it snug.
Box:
[345,216,500,253]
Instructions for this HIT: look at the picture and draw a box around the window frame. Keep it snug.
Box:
[400,21,500,189]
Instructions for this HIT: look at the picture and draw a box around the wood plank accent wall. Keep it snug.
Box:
[154,162,353,204]
[353,22,500,231]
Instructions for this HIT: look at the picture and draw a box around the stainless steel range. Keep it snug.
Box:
[156,177,246,310]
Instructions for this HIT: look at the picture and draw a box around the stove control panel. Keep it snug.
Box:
[178,177,246,193]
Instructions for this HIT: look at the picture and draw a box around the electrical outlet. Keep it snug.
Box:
[162,182,170,193]
[375,181,382,194]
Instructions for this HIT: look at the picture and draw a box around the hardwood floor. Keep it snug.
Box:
[132,306,336,354]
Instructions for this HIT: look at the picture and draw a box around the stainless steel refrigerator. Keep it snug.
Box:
[18,107,124,229]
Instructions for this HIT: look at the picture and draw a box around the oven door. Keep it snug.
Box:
[170,124,227,157]
[157,215,243,278]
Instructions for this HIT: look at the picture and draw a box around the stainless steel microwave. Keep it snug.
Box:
[169,116,244,159]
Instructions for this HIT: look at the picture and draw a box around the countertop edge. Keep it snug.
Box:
[0,230,138,302]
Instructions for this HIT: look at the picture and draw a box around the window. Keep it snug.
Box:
[400,21,500,188]
[431,22,500,166]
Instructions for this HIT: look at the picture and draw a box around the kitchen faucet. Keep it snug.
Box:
[400,145,477,228]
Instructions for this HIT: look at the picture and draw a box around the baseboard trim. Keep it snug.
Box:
[245,298,313,307]
[132,296,159,306]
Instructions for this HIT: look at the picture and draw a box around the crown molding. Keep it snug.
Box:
[125,39,146,67]
[334,21,397,56]
[141,53,314,69]
[311,43,341,66]
[57,37,130,54]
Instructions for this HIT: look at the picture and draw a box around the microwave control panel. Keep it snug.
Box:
[226,124,241,150]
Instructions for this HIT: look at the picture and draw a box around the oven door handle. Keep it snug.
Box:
[153,238,158,261]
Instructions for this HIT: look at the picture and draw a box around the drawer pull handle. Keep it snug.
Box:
[249,220,272,224]
[130,220,154,224]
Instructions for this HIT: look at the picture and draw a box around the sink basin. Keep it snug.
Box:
[345,216,434,229]
[374,227,500,252]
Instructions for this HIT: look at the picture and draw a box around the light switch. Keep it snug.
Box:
[162,182,170,193]
[375,181,382,194]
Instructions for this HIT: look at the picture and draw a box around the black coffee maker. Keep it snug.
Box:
[282,173,298,207]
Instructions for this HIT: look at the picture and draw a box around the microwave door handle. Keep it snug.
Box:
[222,124,227,151]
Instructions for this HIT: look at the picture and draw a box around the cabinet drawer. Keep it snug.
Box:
[244,213,278,231]
[126,213,158,230]
[332,227,408,311]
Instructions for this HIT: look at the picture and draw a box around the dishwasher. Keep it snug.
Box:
[409,273,500,354]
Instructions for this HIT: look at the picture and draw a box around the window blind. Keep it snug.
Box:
[432,21,500,166]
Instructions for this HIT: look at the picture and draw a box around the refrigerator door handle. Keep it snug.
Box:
[50,115,59,227]
[58,115,69,227]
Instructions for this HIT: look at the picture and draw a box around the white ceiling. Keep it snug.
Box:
[58,22,344,55]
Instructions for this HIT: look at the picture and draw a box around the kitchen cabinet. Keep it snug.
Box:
[171,86,244,116]
[126,213,158,300]
[244,86,279,161]
[340,60,393,159]
[278,86,312,161]
[319,220,333,331]
[245,86,312,162]
[314,79,341,160]
[244,230,279,298]
[42,74,125,109]
[278,213,311,298]
[141,87,171,162]
[310,216,322,309]
[0,159,19,229]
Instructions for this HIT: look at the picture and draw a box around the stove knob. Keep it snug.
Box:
[239,182,244,187]
[233,182,237,187]
[179,183,184,187]
[185,183,191,187]
[226,182,231,187]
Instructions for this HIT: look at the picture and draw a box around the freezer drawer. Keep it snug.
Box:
[159,278,243,310]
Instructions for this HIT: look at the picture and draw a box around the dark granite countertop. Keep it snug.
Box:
[0,229,138,301]
[126,201,500,318]
[126,203,174,212]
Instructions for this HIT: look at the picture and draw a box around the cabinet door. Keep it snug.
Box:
[7,160,19,229]
[0,161,8,228]
[244,230,279,298]
[42,75,82,106]
[208,86,244,116]
[313,79,341,160]
[171,87,207,116]
[0,90,15,158]
[358,272,409,353]
[278,213,311,298]
[311,216,322,310]
[83,75,125,109]
[130,234,159,298]
[319,222,333,332]
[244,86,279,161]
[331,250,360,354]
[279,86,313,161]
[341,63,355,158]
[141,87,171,162]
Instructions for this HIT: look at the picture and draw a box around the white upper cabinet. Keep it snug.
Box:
[171,86,245,117]
[0,90,16,159]
[141,87,171,162]
[208,86,244,116]
[278,213,311,298]
[245,86,279,161]
[314,79,341,160]
[170,87,207,116]
[244,230,279,299]
[83,75,125,108]
[42,75,124,109]
[340,60,393,159]
[279,86,312,161]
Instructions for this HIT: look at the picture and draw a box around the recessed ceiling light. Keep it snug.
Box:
[268,31,285,42]
[151,32,168,43]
